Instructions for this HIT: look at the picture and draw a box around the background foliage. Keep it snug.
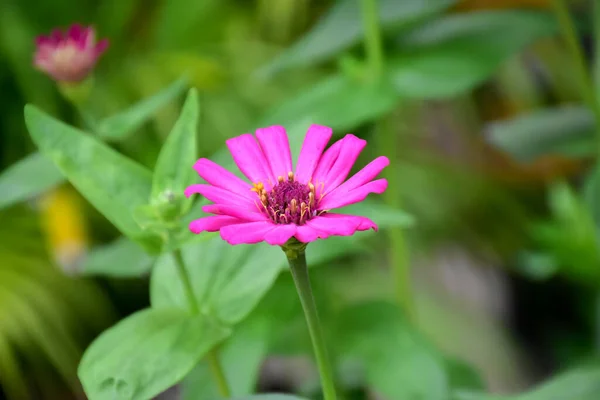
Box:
[2,0,600,399]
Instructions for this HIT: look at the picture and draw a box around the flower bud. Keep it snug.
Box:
[34,24,108,83]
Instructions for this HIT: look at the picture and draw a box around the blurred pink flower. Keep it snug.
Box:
[185,125,389,245]
[34,24,108,82]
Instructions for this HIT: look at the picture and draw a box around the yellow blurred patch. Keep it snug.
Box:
[39,186,89,274]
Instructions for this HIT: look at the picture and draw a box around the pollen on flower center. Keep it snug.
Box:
[253,172,317,225]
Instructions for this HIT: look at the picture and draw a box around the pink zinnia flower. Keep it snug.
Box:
[185,125,389,245]
[34,24,109,82]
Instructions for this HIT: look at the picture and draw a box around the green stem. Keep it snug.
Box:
[551,0,600,148]
[286,251,337,400]
[172,249,232,398]
[360,0,384,76]
[360,0,415,319]
[553,0,600,354]
[378,118,416,321]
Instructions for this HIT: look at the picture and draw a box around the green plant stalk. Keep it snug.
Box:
[552,0,600,354]
[360,0,384,76]
[172,249,231,397]
[286,250,337,400]
[551,0,600,144]
[360,0,415,319]
[378,117,416,321]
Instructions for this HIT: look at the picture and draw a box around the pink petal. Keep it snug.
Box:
[202,204,266,221]
[311,139,343,195]
[294,225,319,243]
[322,156,389,200]
[220,221,276,245]
[193,158,253,199]
[294,125,333,184]
[319,179,388,210]
[255,126,293,179]
[184,184,255,208]
[51,29,64,42]
[67,24,83,41]
[312,214,378,234]
[316,134,366,196]
[189,216,241,234]
[95,38,109,55]
[264,224,297,245]
[226,134,275,189]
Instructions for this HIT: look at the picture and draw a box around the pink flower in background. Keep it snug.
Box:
[185,125,389,245]
[34,24,108,82]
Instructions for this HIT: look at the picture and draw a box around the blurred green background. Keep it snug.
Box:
[4,0,600,398]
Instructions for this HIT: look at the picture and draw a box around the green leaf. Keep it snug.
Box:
[453,366,600,400]
[24,105,162,253]
[182,316,270,399]
[151,238,284,325]
[335,301,449,399]
[445,358,485,392]
[151,88,199,213]
[260,73,399,131]
[391,10,557,99]
[486,106,595,162]
[231,396,310,400]
[81,237,155,278]
[0,152,63,210]
[96,78,188,141]
[263,0,455,74]
[78,308,230,400]
[529,182,600,283]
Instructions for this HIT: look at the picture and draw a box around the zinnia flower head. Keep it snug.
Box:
[34,24,108,83]
[185,125,389,245]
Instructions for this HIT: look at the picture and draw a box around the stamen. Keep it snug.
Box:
[290,198,297,213]
[251,182,264,193]
[252,176,318,225]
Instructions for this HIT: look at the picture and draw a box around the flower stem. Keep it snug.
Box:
[172,249,232,398]
[360,0,384,77]
[286,250,337,400]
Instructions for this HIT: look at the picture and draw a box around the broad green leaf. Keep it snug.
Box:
[399,10,555,49]
[260,73,399,131]
[24,105,162,253]
[182,316,270,399]
[335,301,449,399]
[445,358,485,392]
[231,396,310,400]
[263,0,455,74]
[78,308,230,400]
[391,10,557,99]
[151,238,283,324]
[81,237,155,277]
[151,88,199,213]
[486,106,595,162]
[453,366,600,400]
[0,152,63,210]
[96,78,187,141]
